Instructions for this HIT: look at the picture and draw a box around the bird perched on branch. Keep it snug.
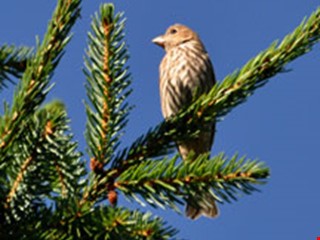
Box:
[153,24,218,219]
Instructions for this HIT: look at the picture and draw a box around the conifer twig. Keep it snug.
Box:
[0,0,81,161]
[80,3,132,211]
[115,153,268,210]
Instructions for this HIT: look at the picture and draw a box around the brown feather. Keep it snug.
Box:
[154,24,218,219]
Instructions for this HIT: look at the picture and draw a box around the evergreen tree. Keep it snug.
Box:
[0,1,319,239]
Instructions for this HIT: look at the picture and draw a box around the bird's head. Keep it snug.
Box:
[152,24,203,51]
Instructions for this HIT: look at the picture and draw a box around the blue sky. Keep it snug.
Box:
[1,1,319,239]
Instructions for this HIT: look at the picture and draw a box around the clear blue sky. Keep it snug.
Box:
[1,1,319,239]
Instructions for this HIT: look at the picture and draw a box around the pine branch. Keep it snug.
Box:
[2,100,85,222]
[0,45,33,89]
[114,153,268,212]
[39,101,86,197]
[197,6,320,121]
[0,0,81,162]
[42,207,178,240]
[80,3,132,210]
[84,3,132,169]
[114,6,320,168]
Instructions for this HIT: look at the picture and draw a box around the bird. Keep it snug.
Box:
[152,24,218,219]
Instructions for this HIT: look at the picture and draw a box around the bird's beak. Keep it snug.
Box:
[152,35,165,48]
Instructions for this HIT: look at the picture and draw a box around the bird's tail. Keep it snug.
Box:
[185,191,219,220]
[178,123,215,161]
[178,124,218,219]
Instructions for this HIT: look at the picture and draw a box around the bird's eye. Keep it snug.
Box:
[169,28,177,34]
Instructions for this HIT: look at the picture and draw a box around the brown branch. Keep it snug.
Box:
[102,19,112,83]
[77,178,105,215]
[5,156,33,207]
[54,159,67,198]
[97,18,114,161]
